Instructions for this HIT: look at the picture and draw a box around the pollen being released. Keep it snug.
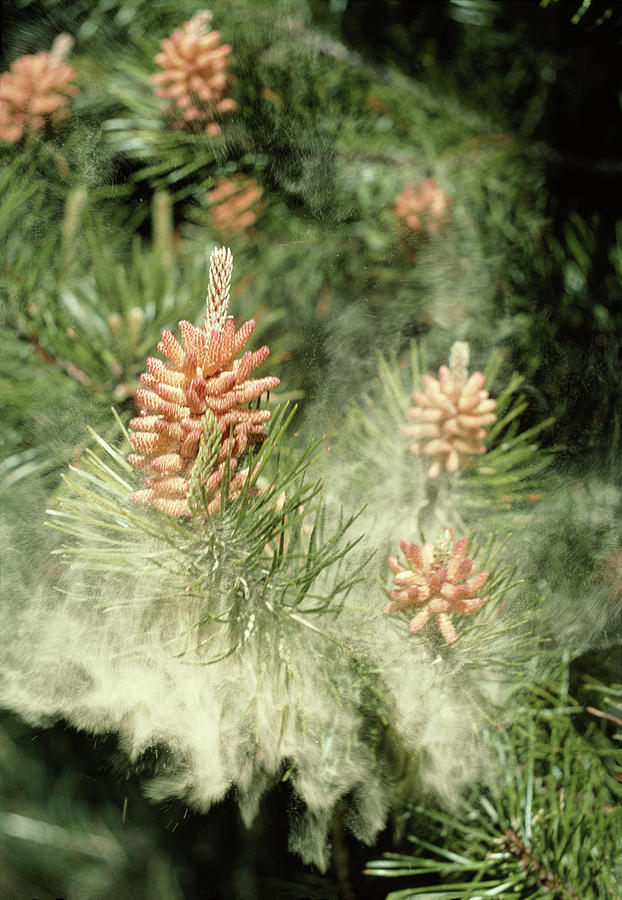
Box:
[128,247,279,516]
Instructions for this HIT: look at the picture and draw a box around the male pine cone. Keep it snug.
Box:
[151,10,237,136]
[0,34,78,143]
[403,341,497,480]
[128,247,279,516]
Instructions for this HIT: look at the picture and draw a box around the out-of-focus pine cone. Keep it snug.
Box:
[151,10,237,137]
[128,247,279,516]
[592,550,622,603]
[394,177,450,237]
[0,34,78,143]
[403,341,497,480]
[207,175,264,234]
[385,529,489,645]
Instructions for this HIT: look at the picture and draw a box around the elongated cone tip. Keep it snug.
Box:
[205,246,233,333]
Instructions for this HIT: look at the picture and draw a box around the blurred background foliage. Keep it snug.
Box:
[1,0,621,897]
[366,667,621,899]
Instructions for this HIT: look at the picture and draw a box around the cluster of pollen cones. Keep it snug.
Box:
[128,247,279,517]
[394,177,450,237]
[207,174,264,234]
[403,341,497,480]
[385,530,489,645]
[0,34,78,143]
[151,10,236,136]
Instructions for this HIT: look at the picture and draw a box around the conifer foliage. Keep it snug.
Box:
[0,2,620,897]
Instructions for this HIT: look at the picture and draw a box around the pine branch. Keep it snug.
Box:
[48,404,362,664]
[365,675,621,899]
